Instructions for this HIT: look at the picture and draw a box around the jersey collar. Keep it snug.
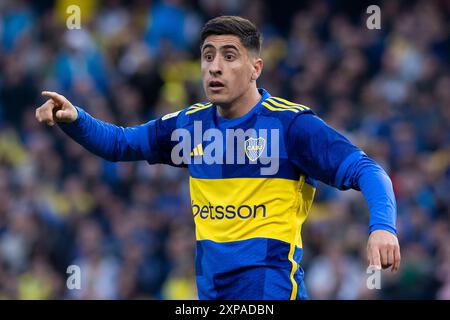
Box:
[214,88,271,129]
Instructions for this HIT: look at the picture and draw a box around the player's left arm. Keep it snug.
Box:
[288,112,400,272]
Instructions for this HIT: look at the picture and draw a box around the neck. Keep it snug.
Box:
[216,87,261,119]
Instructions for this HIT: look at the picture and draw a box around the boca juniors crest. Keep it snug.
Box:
[245,137,266,161]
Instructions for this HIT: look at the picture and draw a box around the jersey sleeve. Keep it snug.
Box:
[287,113,363,188]
[58,107,182,166]
[148,110,184,166]
[287,113,398,234]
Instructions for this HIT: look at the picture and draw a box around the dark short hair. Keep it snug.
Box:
[200,16,262,55]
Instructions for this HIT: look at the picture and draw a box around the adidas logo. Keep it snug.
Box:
[190,144,204,157]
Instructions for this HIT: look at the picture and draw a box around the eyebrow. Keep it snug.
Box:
[201,44,240,52]
[221,45,239,51]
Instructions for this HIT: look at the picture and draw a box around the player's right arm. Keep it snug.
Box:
[35,91,173,164]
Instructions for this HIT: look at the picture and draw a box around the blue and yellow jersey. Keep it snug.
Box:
[61,88,397,300]
[143,89,361,299]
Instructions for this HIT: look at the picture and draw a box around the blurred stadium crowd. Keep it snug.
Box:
[0,0,449,299]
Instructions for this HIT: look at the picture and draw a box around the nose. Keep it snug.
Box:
[209,56,222,77]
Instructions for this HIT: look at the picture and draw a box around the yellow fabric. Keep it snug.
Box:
[189,176,316,248]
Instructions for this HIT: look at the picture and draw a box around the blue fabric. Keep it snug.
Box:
[287,113,361,187]
[196,238,305,300]
[59,107,155,162]
[287,113,397,235]
[335,151,397,235]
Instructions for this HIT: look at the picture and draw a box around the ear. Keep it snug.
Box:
[251,57,263,82]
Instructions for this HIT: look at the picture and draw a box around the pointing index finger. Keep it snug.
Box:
[42,91,65,104]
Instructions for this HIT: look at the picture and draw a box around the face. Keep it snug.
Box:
[201,34,262,106]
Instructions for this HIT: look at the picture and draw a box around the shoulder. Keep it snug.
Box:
[184,102,213,117]
[259,96,315,126]
[161,102,212,123]
[159,101,213,127]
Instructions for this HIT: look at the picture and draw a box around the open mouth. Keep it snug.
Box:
[208,81,225,91]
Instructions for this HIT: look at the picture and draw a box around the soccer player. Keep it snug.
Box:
[36,16,400,300]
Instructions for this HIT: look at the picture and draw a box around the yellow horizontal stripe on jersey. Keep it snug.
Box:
[189,102,211,109]
[189,176,316,247]
[271,97,310,110]
[187,104,201,110]
[187,103,211,111]
[261,101,299,113]
[186,103,212,115]
[266,98,305,111]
